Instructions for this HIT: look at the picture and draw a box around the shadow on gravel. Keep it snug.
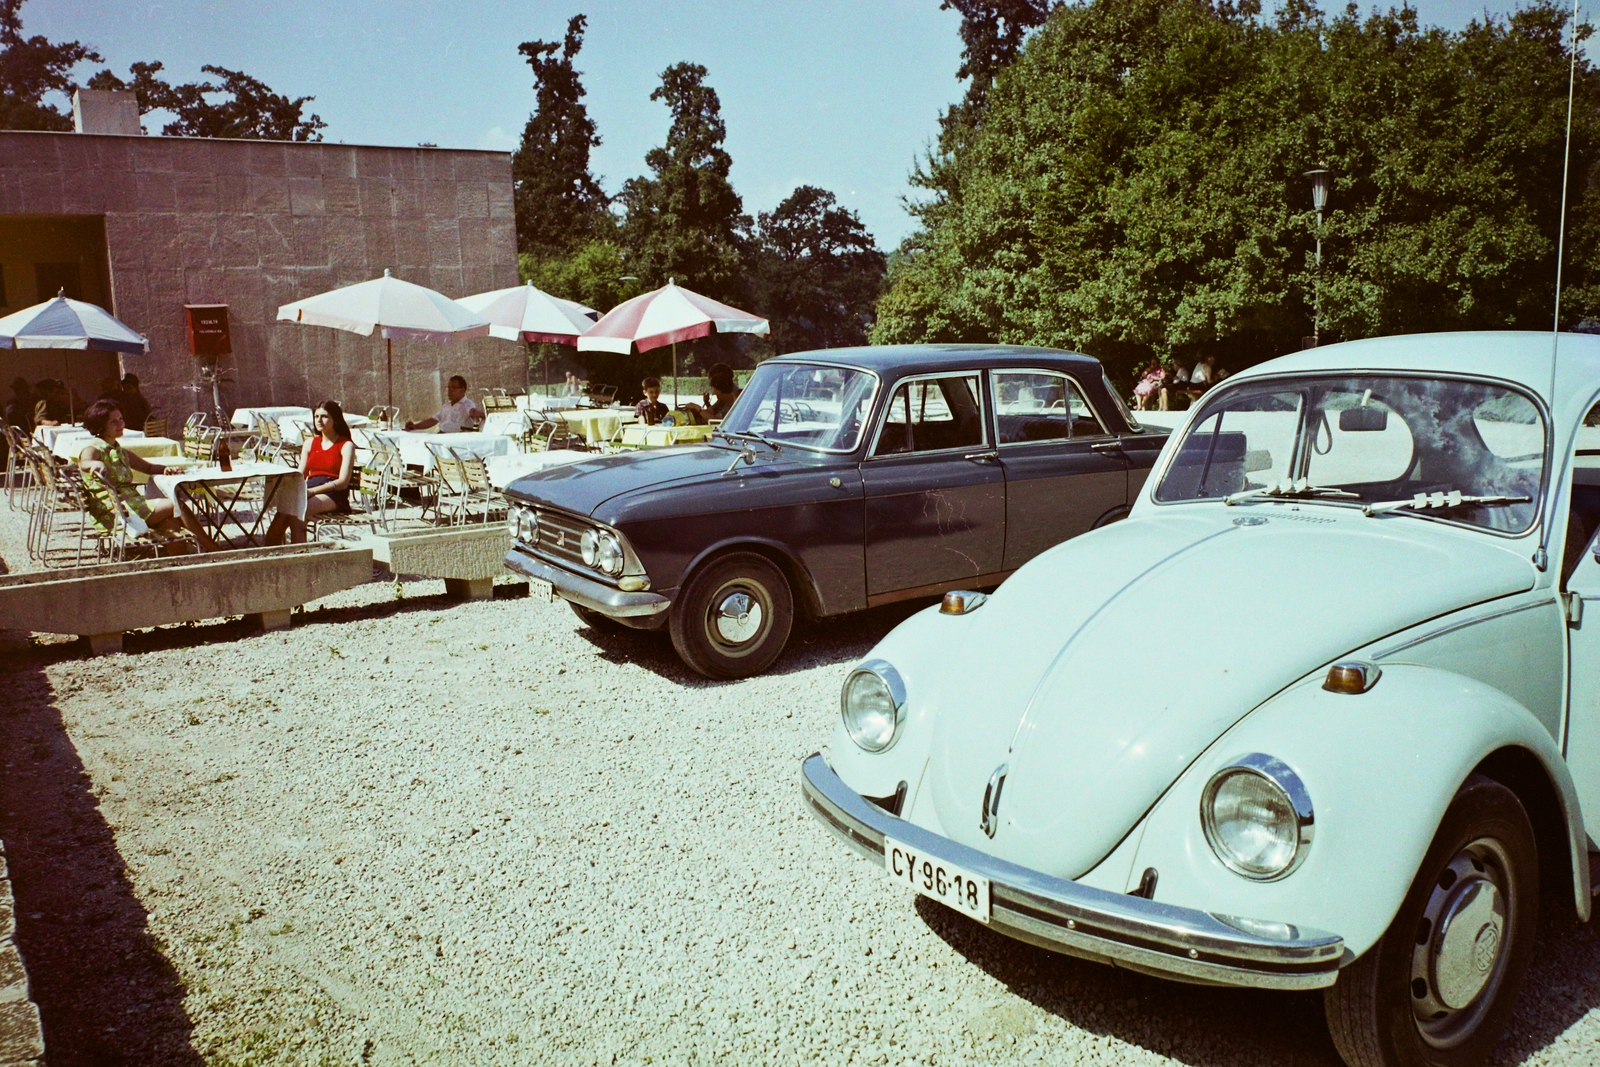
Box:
[573,599,936,684]
[913,895,1342,1066]
[0,648,202,1066]
[915,887,1600,1066]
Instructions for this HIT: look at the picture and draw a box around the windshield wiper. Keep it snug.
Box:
[1362,491,1531,517]
[1224,479,1362,506]
[713,428,783,454]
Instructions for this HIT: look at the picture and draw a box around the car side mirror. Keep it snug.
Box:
[1339,408,1388,432]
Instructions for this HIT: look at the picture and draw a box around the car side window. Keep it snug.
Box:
[873,374,985,456]
[993,371,1106,445]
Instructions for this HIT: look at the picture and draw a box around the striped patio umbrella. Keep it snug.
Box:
[577,280,768,391]
[0,292,150,420]
[458,282,599,395]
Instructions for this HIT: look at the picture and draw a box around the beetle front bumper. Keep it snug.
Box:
[801,753,1346,990]
[503,547,671,618]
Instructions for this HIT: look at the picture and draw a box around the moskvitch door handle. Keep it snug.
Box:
[1091,440,1125,455]
[963,450,999,463]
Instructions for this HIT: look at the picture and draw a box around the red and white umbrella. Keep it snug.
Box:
[577,280,768,389]
[276,269,490,407]
[457,282,598,345]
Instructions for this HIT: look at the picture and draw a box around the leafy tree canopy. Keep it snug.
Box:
[513,15,608,256]
[749,185,887,353]
[0,0,99,131]
[877,0,1600,385]
[618,62,747,302]
[88,61,325,140]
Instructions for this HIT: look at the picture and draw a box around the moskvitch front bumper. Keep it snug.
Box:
[802,753,1346,990]
[504,546,670,618]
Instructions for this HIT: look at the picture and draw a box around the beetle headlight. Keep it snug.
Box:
[841,660,907,753]
[1200,754,1313,880]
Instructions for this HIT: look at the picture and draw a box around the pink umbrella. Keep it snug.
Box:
[577,280,769,390]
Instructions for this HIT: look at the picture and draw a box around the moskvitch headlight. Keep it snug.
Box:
[1201,754,1313,880]
[841,660,907,753]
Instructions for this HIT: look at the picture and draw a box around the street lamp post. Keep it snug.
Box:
[1304,167,1331,347]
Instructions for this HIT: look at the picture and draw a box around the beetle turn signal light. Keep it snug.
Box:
[1323,661,1381,694]
[940,590,988,615]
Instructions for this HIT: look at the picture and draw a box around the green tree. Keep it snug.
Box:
[875,0,1600,384]
[618,62,747,301]
[749,186,886,353]
[88,61,325,140]
[0,0,99,131]
[512,15,609,256]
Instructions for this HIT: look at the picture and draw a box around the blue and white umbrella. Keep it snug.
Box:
[0,292,148,354]
[0,293,148,421]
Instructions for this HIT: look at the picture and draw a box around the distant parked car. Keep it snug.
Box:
[503,345,1166,678]
[804,331,1600,1067]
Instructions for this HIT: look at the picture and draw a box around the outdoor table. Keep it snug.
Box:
[152,462,305,549]
[231,406,313,429]
[33,423,84,450]
[516,394,585,413]
[619,423,715,448]
[388,430,516,470]
[482,411,529,437]
[278,412,373,445]
[486,450,589,489]
[47,428,146,460]
[553,407,636,446]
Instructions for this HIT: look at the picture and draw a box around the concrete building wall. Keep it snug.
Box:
[0,131,523,423]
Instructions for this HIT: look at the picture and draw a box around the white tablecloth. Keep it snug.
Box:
[486,450,589,488]
[232,406,313,429]
[516,394,586,412]
[33,423,83,449]
[482,411,530,437]
[387,431,517,470]
[153,462,306,524]
[279,412,373,444]
[47,428,145,459]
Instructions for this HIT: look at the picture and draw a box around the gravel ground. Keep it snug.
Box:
[1,537,1599,1064]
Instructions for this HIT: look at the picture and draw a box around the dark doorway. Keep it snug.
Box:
[34,261,82,301]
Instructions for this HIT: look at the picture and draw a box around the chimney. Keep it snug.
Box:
[71,89,141,135]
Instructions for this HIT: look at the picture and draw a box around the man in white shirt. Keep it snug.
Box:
[406,375,484,432]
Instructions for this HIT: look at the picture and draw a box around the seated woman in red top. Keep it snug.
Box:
[266,401,355,544]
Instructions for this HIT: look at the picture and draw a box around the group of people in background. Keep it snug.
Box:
[1131,354,1229,411]
[633,363,743,427]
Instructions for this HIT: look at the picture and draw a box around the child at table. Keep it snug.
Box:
[635,378,669,426]
[266,401,355,545]
[77,399,192,542]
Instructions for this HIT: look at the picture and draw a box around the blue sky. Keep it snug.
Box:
[41,1,1551,250]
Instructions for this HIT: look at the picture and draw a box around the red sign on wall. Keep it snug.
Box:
[185,304,231,356]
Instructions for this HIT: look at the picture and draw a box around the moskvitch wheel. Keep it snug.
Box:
[1324,773,1539,1067]
[669,551,794,679]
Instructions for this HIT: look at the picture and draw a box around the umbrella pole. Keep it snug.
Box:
[387,336,393,410]
[671,343,678,409]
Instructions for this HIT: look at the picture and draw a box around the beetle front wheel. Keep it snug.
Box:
[1324,774,1539,1067]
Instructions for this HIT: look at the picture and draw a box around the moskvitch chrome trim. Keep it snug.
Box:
[1200,753,1315,881]
[801,753,1344,990]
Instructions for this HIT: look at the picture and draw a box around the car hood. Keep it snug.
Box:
[506,445,750,517]
[923,507,1537,879]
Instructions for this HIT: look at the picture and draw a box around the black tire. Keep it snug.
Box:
[569,601,626,632]
[1324,774,1540,1067]
[669,552,793,679]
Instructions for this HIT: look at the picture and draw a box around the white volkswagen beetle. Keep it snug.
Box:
[803,332,1600,1067]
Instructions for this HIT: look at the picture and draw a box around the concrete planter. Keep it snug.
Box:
[0,543,373,653]
[368,525,512,600]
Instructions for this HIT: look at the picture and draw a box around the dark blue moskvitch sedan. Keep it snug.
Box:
[503,345,1168,678]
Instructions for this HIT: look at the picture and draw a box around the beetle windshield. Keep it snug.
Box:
[1153,375,1546,533]
[719,362,878,452]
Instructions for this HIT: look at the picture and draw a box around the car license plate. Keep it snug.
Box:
[528,577,554,602]
[885,837,990,923]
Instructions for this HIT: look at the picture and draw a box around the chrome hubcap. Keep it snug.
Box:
[1411,839,1512,1048]
[714,592,763,644]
